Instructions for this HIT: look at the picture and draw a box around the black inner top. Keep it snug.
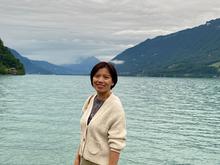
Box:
[87,96,104,125]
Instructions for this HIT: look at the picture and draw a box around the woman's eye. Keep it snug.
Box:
[104,76,110,79]
[94,74,111,79]
[94,75,100,78]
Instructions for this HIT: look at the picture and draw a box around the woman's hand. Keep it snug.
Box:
[73,153,80,165]
[108,150,120,165]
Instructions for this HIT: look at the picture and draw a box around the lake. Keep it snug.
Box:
[0,75,220,165]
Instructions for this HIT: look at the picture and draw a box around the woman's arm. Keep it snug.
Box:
[73,150,80,165]
[108,109,126,165]
[109,150,120,165]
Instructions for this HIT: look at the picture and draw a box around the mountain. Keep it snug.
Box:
[10,49,73,75]
[61,56,100,74]
[112,18,220,77]
[9,49,51,74]
[10,49,99,75]
[0,38,25,75]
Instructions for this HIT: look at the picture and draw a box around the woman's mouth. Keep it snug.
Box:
[96,84,105,88]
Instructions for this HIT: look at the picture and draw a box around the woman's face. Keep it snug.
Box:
[92,67,114,94]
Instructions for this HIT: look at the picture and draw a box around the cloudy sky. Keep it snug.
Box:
[1,0,220,64]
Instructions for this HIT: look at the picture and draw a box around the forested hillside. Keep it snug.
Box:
[113,18,220,77]
[0,38,25,75]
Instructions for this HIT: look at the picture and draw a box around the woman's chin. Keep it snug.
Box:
[95,88,109,94]
[96,90,105,94]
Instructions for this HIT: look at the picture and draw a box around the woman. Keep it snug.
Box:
[73,62,126,165]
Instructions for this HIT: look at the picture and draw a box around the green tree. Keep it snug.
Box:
[0,38,25,75]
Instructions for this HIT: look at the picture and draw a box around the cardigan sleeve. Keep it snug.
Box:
[108,112,126,153]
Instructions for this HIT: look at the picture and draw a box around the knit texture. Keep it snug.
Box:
[79,93,126,165]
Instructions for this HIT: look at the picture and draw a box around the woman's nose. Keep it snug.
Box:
[97,76,104,82]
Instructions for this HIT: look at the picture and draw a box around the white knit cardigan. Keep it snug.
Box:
[78,93,126,165]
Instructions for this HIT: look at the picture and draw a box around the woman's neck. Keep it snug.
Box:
[96,91,111,101]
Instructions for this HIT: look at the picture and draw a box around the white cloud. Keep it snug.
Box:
[0,0,220,64]
[113,29,173,38]
[110,60,125,65]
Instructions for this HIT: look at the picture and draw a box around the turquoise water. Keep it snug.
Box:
[0,75,220,165]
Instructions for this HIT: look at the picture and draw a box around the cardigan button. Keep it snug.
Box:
[83,138,85,141]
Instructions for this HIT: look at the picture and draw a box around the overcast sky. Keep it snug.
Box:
[1,0,220,64]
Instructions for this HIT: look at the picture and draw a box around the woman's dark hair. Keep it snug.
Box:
[90,61,118,89]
